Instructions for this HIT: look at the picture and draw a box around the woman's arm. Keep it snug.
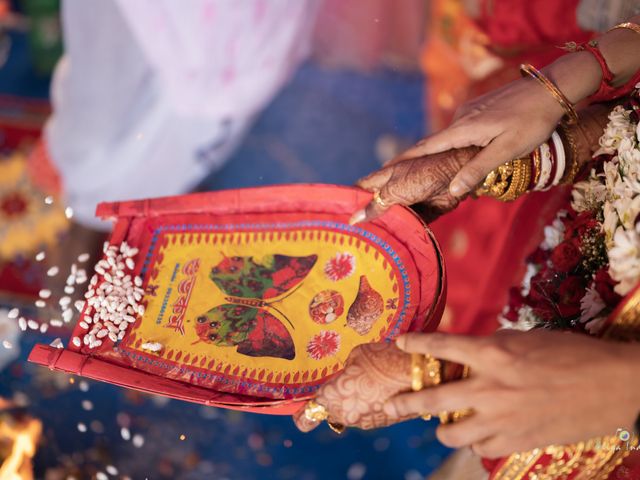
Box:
[352,17,640,223]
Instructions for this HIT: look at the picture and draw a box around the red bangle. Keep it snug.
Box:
[582,41,615,88]
[566,39,640,103]
[589,68,640,103]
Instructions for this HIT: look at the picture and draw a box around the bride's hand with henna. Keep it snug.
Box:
[293,343,417,431]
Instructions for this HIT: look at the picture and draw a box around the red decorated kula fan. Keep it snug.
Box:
[28,185,446,414]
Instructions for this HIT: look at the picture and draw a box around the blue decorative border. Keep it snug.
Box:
[130,220,412,397]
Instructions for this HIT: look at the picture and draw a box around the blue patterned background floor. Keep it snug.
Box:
[0,30,453,479]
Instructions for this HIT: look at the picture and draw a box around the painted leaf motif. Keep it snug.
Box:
[209,254,317,299]
[195,305,295,360]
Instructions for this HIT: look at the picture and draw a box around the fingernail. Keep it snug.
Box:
[395,335,406,350]
[383,401,397,417]
[349,209,366,225]
[449,181,465,197]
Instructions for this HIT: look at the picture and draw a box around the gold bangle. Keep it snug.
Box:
[520,63,579,125]
[557,123,580,184]
[475,161,513,198]
[531,148,541,188]
[608,22,640,36]
[496,158,531,202]
[410,353,425,392]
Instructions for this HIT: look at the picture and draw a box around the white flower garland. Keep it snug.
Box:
[503,95,640,332]
[572,103,640,297]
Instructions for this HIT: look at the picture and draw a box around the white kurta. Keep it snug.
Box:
[46,0,318,229]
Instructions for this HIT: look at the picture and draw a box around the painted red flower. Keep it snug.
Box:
[324,253,355,281]
[306,331,340,360]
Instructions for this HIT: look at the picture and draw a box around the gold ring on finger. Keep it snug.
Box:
[373,190,390,209]
[304,400,329,423]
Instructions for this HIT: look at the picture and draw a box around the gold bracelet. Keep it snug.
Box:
[531,147,541,187]
[608,22,640,36]
[520,63,579,125]
[500,158,531,202]
[557,123,580,184]
[478,158,531,202]
[475,161,513,198]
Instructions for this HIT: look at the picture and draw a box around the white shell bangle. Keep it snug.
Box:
[550,131,565,187]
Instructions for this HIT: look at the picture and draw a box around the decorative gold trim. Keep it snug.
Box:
[603,285,640,341]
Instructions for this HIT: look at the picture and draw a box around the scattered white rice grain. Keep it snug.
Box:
[106,465,118,476]
[81,400,93,411]
[27,320,39,330]
[77,253,90,263]
[96,329,108,339]
[39,323,48,333]
[7,308,18,319]
[77,422,87,433]
[74,300,85,312]
[34,300,46,308]
[2,340,12,349]
[59,296,71,307]
[120,427,131,441]
[50,319,63,327]
[44,195,54,205]
[134,277,142,287]
[39,288,52,299]
[64,206,74,219]
[79,321,89,330]
[47,266,59,277]
[96,472,108,480]
[62,309,73,323]
[49,338,64,349]
[125,258,135,270]
[64,285,75,295]
[132,434,145,448]
[141,342,162,352]
[35,251,45,261]
[79,381,89,392]
[108,332,118,342]
[18,317,27,331]
[72,337,81,347]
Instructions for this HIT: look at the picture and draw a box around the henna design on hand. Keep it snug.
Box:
[293,343,418,432]
[355,147,479,224]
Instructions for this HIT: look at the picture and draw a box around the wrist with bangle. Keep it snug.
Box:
[475,122,580,201]
[564,21,640,103]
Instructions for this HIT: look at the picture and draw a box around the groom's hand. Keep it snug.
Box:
[385,329,640,459]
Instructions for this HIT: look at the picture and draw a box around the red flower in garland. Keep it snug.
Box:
[565,211,600,241]
[306,331,341,360]
[594,268,621,307]
[558,276,585,305]
[324,253,355,281]
[550,240,582,273]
